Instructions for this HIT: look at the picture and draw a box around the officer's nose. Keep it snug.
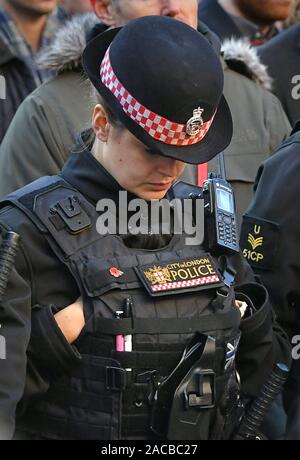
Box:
[157,155,181,178]
[161,0,181,18]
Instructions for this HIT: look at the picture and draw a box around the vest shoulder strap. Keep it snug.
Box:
[0,176,103,259]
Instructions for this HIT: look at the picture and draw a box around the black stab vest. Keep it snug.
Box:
[1,176,242,440]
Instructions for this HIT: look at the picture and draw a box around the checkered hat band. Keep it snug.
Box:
[151,275,220,292]
[100,48,215,146]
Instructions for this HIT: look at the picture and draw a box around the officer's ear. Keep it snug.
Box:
[93,0,115,27]
[92,104,111,142]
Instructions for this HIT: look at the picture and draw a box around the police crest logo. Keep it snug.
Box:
[144,266,172,285]
[136,256,223,296]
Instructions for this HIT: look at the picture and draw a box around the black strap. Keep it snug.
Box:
[85,267,140,294]
[94,309,241,335]
[111,350,182,371]
[45,386,113,412]
[20,413,115,440]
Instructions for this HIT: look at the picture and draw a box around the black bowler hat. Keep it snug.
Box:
[82,16,233,165]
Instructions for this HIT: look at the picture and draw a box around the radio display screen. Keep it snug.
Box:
[216,189,234,214]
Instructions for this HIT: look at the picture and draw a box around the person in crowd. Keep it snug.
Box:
[0,0,63,142]
[58,0,93,19]
[240,123,300,439]
[258,23,300,127]
[0,14,290,440]
[198,0,296,45]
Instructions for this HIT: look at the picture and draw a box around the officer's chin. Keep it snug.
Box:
[138,190,170,201]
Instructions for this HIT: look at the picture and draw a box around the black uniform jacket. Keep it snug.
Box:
[0,135,291,439]
[259,24,300,127]
[241,126,300,338]
[240,125,300,438]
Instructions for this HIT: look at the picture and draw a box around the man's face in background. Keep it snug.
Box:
[235,0,296,25]
[109,0,198,29]
[59,0,93,15]
[4,0,59,16]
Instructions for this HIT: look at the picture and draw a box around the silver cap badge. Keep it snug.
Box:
[186,107,204,137]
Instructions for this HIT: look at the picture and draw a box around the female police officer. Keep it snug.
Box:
[0,16,290,440]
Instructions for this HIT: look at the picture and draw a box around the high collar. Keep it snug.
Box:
[59,133,174,248]
[60,132,124,206]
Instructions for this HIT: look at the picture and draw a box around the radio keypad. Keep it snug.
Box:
[218,212,237,247]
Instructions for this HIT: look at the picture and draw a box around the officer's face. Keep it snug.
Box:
[93,107,186,200]
[235,0,295,23]
[107,0,198,29]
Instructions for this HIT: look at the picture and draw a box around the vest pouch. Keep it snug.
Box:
[21,355,125,440]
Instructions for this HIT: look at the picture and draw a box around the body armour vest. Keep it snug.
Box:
[2,177,242,440]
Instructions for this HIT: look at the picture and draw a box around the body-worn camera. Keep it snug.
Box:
[172,174,239,256]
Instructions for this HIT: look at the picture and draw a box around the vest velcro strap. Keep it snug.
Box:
[95,310,240,335]
[21,413,115,440]
[106,366,127,391]
[85,267,139,294]
[111,350,182,372]
[67,356,126,391]
[122,414,150,437]
[45,386,113,412]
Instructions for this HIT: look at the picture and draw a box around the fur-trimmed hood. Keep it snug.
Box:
[222,38,272,91]
[37,13,272,90]
[37,13,100,73]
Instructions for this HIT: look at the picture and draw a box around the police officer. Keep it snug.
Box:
[0,16,290,440]
[240,123,300,439]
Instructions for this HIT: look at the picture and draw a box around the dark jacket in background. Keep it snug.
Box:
[0,8,63,143]
[259,24,300,127]
[240,126,300,338]
[0,38,37,143]
[198,0,279,45]
[240,125,300,439]
[0,14,291,228]
[199,0,243,41]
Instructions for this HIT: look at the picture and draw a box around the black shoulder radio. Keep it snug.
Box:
[202,174,239,255]
[172,174,239,256]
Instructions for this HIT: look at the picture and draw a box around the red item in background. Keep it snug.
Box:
[198,163,208,186]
